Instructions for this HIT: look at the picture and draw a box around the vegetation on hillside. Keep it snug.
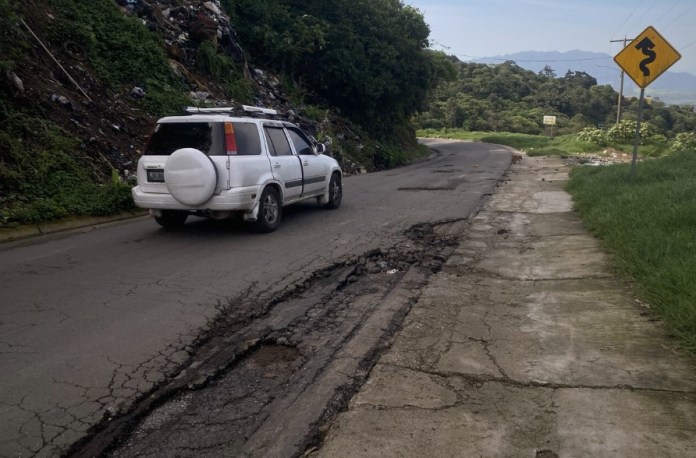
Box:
[42,0,191,114]
[225,0,447,127]
[223,0,455,167]
[0,0,180,226]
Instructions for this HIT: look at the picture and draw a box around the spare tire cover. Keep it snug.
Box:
[165,148,217,206]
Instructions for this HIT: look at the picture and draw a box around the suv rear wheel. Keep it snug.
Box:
[155,210,188,229]
[255,187,281,232]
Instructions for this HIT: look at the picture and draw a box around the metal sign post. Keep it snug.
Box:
[614,26,681,177]
[630,89,645,178]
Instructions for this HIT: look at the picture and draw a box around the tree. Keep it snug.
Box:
[226,0,448,137]
[564,70,597,89]
[538,65,556,78]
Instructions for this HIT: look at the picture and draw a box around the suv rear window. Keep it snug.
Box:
[145,122,261,156]
[146,122,221,156]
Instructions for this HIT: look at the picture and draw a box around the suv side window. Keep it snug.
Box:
[264,127,293,156]
[231,122,262,155]
[287,128,314,155]
[146,122,223,156]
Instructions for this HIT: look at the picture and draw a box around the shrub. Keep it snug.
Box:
[607,120,655,144]
[576,127,606,146]
[671,132,696,153]
[196,41,252,102]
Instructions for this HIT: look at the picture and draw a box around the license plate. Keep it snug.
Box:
[147,169,165,182]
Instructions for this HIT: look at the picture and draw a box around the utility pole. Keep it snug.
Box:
[610,37,632,124]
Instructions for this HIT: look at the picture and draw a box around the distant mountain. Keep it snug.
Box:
[475,50,696,105]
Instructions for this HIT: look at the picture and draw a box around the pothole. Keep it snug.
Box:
[432,169,462,174]
[247,344,301,371]
[398,186,456,191]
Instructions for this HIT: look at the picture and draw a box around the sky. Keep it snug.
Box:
[405,0,696,80]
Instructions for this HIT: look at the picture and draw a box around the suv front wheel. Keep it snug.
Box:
[324,173,342,209]
[255,187,281,233]
[155,210,189,229]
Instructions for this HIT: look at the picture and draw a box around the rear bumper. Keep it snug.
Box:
[132,186,259,211]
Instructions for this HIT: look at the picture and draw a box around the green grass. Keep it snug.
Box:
[567,152,696,352]
[0,116,135,227]
[417,128,672,157]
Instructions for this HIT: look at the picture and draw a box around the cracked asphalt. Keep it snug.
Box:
[316,155,696,457]
[0,140,510,457]
[99,228,458,457]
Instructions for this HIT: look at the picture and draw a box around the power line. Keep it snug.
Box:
[664,1,696,28]
[653,0,683,27]
[627,0,660,32]
[613,0,645,39]
[680,37,696,51]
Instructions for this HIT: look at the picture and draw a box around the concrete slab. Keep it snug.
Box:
[319,381,557,458]
[380,273,696,391]
[485,277,695,391]
[474,235,611,280]
[351,364,458,410]
[318,380,696,458]
[554,389,696,457]
[489,188,574,213]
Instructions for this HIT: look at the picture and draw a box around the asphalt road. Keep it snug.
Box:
[0,140,511,457]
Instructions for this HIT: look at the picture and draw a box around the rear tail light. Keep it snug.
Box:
[224,122,238,155]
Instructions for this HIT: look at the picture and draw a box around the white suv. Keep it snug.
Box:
[132,106,342,232]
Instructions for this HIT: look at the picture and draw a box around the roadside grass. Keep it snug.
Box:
[481,133,598,156]
[567,152,696,352]
[418,129,601,155]
[417,128,670,157]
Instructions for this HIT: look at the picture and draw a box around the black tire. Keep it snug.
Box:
[254,187,282,232]
[154,210,188,229]
[324,173,342,209]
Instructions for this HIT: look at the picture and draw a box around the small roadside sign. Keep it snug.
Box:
[543,116,557,126]
[614,26,681,88]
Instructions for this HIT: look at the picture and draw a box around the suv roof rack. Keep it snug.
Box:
[184,105,279,118]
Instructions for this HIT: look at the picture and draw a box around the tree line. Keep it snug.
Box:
[222,0,453,139]
[415,60,696,138]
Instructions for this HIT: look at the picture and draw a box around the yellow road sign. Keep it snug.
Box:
[614,26,681,88]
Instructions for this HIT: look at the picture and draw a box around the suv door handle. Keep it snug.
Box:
[303,161,309,166]
[273,163,281,168]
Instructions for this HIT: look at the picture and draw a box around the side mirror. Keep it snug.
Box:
[315,143,327,155]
